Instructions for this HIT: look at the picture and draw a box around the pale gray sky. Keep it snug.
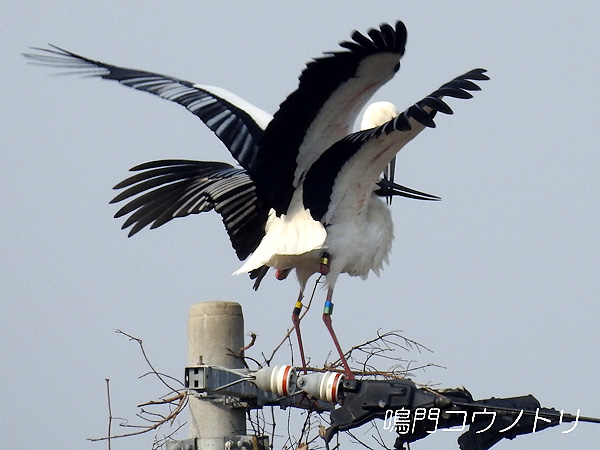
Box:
[2,1,599,449]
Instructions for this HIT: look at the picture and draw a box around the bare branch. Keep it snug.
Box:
[322,330,438,379]
[90,331,189,446]
[227,332,258,369]
[241,332,257,354]
[89,392,188,442]
[115,329,180,393]
[138,391,186,408]
[105,378,112,450]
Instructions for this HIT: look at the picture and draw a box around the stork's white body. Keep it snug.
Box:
[237,190,394,293]
[326,194,393,280]
[237,103,428,294]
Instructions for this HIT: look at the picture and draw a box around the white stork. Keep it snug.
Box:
[25,22,487,377]
[236,70,487,376]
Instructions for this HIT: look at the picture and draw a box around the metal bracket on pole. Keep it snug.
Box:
[166,435,269,450]
[166,438,196,450]
[185,365,337,411]
[186,365,255,396]
[177,365,275,450]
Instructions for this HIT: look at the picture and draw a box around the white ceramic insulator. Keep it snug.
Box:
[253,365,297,396]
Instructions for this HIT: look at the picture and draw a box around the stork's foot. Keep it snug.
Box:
[322,311,354,380]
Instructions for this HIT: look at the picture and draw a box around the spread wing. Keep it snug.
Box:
[23,45,271,173]
[111,160,267,260]
[303,69,489,223]
[255,21,408,214]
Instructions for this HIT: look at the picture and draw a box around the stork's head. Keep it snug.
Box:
[360,101,399,130]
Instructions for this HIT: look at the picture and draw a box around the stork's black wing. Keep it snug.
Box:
[111,160,267,260]
[304,69,488,222]
[255,21,408,215]
[24,46,270,173]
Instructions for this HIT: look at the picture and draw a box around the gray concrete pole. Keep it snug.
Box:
[188,301,246,442]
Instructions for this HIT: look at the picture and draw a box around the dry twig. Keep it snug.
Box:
[89,330,188,449]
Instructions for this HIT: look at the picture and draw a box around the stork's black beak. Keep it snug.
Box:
[375,178,441,201]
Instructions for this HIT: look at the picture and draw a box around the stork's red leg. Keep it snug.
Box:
[322,289,354,379]
[320,252,331,275]
[292,291,308,374]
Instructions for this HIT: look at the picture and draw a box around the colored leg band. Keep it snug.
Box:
[320,252,331,275]
[293,300,303,316]
[323,300,334,315]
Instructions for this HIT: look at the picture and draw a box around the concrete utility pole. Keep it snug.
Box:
[188,301,246,444]
[179,301,337,450]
